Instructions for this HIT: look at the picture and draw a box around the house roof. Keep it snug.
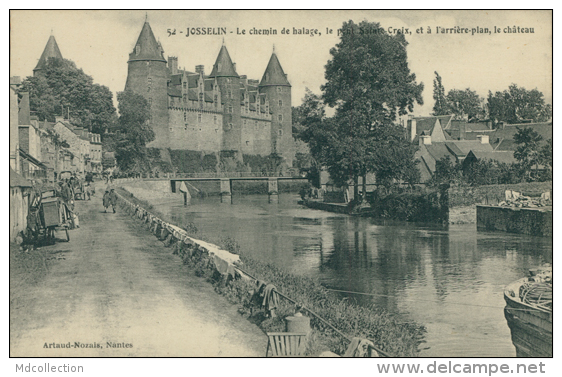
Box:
[412,116,454,144]
[259,52,291,87]
[466,150,517,164]
[446,140,494,155]
[19,149,47,170]
[490,122,552,151]
[33,35,64,73]
[415,115,453,133]
[10,167,33,188]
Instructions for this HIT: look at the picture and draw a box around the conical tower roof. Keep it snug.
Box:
[208,45,239,78]
[259,52,290,87]
[128,21,166,62]
[33,35,63,74]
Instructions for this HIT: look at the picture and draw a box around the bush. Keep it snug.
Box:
[368,188,447,223]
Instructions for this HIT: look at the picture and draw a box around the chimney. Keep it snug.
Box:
[233,62,236,72]
[408,117,417,142]
[459,122,466,140]
[168,56,178,75]
[195,65,205,76]
[477,135,489,144]
[419,134,431,146]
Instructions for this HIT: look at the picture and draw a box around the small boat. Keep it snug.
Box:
[504,266,552,357]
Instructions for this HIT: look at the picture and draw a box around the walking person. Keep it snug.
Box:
[103,190,111,213]
[109,188,118,213]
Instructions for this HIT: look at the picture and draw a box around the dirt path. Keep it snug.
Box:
[10,185,267,357]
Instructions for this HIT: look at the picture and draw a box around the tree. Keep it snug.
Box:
[432,71,449,116]
[318,20,424,199]
[21,58,117,134]
[487,84,551,125]
[513,126,543,180]
[539,139,553,181]
[446,88,485,121]
[112,90,155,172]
[429,157,462,187]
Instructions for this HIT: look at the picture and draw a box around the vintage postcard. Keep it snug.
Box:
[9,9,552,369]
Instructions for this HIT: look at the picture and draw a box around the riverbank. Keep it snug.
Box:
[10,188,266,357]
[117,184,427,356]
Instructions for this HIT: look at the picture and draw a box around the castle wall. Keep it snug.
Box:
[240,117,272,156]
[168,107,223,152]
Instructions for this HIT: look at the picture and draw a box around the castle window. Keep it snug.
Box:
[198,113,202,123]
[199,93,203,101]
[214,116,217,124]
[228,105,233,113]
[243,120,247,126]
[184,112,187,122]
[277,87,281,93]
[246,141,250,146]
[278,99,283,107]
[278,129,283,136]
[214,94,218,104]
[183,82,187,89]
[148,77,152,85]
[135,45,141,55]
[228,90,232,99]
[278,114,283,122]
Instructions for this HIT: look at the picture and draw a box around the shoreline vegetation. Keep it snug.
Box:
[115,186,426,356]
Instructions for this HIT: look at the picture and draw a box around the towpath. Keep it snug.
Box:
[10,183,267,357]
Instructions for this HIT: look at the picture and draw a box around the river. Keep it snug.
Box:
[142,192,552,357]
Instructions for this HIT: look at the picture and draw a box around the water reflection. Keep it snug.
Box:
[150,193,552,357]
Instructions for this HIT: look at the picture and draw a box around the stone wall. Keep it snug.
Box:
[448,182,552,224]
[476,205,552,237]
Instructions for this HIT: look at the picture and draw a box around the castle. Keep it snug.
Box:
[125,20,294,165]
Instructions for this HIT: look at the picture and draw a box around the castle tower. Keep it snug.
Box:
[33,34,63,77]
[125,21,169,148]
[208,44,241,155]
[259,48,293,165]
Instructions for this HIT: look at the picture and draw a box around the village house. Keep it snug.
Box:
[407,115,552,182]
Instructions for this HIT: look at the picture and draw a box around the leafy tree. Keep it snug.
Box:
[446,88,485,121]
[112,90,154,172]
[429,157,462,187]
[432,71,449,116]
[318,20,424,199]
[539,138,552,181]
[487,84,552,125]
[21,58,116,134]
[513,126,543,179]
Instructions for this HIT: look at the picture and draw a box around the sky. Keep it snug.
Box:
[10,10,552,117]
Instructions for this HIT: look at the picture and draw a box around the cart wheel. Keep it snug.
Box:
[65,228,70,242]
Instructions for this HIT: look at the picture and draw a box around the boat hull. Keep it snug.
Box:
[504,279,552,357]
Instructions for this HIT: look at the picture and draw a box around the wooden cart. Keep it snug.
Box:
[40,197,70,242]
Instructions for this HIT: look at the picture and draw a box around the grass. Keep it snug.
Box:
[116,186,426,357]
[9,243,50,307]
